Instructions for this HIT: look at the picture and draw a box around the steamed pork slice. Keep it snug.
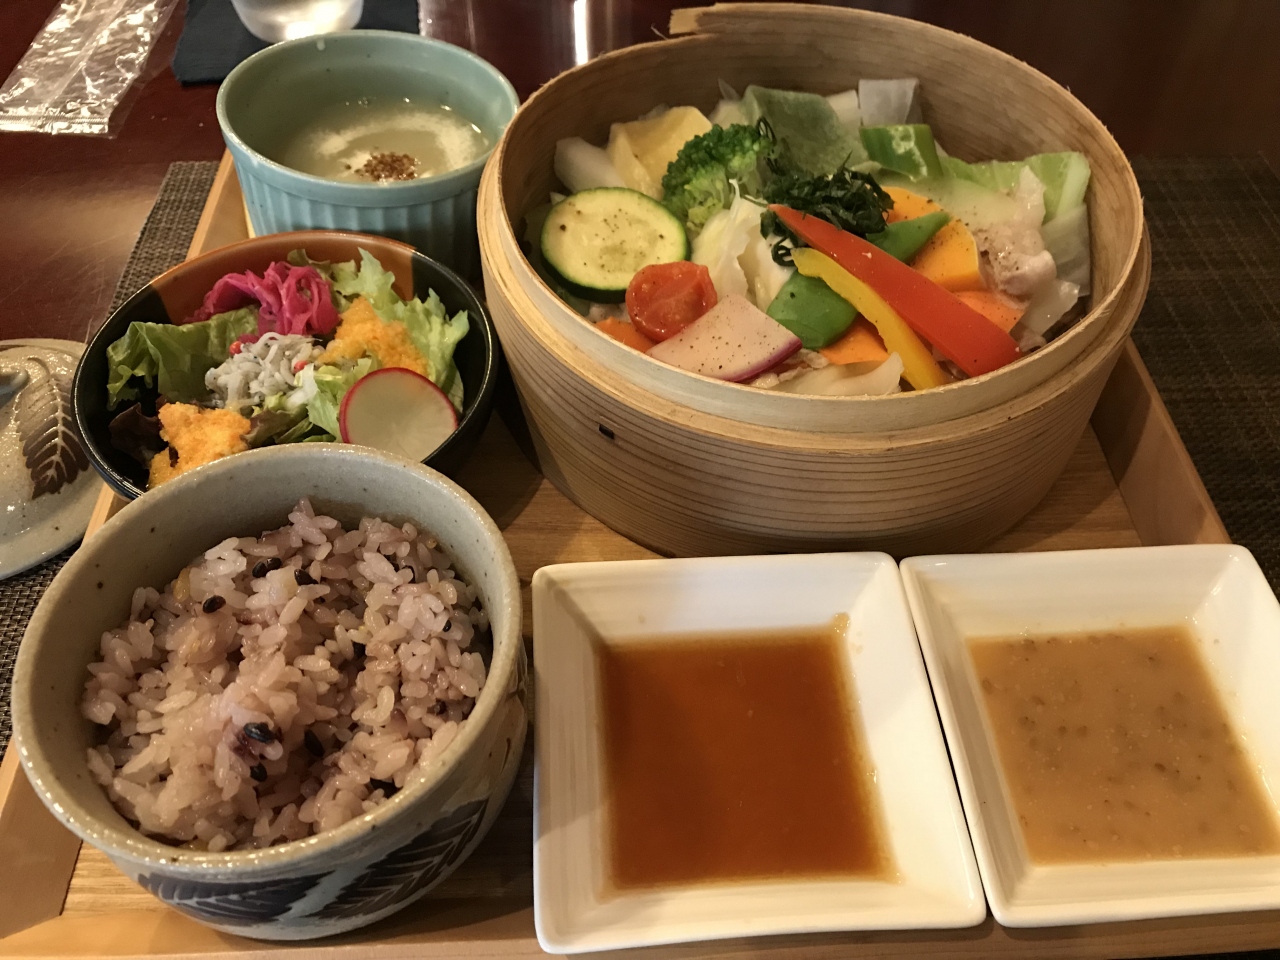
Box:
[317,296,428,377]
[148,403,251,487]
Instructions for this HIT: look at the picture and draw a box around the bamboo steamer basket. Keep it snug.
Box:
[478,3,1149,556]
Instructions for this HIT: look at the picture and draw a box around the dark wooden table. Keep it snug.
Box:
[2,0,1279,347]
[2,4,1279,959]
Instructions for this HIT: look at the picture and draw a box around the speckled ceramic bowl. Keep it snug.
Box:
[11,445,526,940]
[217,31,519,278]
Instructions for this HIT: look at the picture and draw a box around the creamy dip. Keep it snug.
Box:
[273,98,490,183]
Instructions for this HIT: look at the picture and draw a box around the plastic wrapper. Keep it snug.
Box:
[0,0,178,135]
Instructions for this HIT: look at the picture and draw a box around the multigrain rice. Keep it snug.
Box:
[81,499,488,852]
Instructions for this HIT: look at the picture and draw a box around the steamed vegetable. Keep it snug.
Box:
[107,308,258,408]
[860,124,943,180]
[880,172,1020,232]
[826,88,861,134]
[522,202,593,315]
[708,80,748,127]
[955,289,1026,333]
[791,247,948,391]
[761,167,892,263]
[766,272,855,350]
[857,78,921,126]
[820,319,889,365]
[1020,278,1082,336]
[625,261,717,342]
[742,85,867,175]
[541,188,688,303]
[778,206,1021,378]
[775,353,904,397]
[867,210,951,262]
[884,186,985,292]
[646,294,801,381]
[1041,203,1091,293]
[738,229,794,308]
[596,317,657,352]
[525,77,1096,397]
[607,107,712,198]
[942,151,1090,222]
[660,122,773,235]
[555,137,626,193]
[691,192,768,302]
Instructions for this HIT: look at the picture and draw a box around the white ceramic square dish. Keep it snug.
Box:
[901,545,1280,928]
[532,553,984,954]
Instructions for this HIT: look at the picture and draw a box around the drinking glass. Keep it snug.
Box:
[230,0,364,43]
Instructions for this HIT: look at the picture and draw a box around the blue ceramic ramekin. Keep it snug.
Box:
[217,31,518,279]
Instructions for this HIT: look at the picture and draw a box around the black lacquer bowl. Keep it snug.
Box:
[74,230,499,500]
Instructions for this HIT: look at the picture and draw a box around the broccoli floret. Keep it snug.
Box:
[661,123,772,235]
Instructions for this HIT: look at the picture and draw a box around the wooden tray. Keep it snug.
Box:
[1,154,1271,960]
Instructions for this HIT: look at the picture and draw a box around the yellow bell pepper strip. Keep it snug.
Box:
[772,205,1021,377]
[791,248,950,390]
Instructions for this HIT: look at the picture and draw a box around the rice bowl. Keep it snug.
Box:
[12,445,526,940]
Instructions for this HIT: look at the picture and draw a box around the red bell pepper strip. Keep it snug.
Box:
[770,205,1022,377]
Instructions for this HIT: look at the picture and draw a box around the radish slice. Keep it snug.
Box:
[646,294,801,382]
[339,367,458,461]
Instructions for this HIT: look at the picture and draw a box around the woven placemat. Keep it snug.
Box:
[1131,155,1280,588]
[0,160,220,754]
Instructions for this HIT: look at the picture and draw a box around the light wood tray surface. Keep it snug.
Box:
[2,153,1268,959]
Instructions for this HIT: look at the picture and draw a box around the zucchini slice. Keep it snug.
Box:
[540,188,688,303]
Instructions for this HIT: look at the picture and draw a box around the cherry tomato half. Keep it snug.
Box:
[625,261,718,343]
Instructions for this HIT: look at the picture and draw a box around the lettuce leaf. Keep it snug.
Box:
[299,249,470,408]
[106,308,257,409]
[398,289,468,408]
[242,407,308,448]
[302,357,376,439]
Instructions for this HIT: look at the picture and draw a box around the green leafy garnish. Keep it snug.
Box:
[242,407,308,448]
[760,167,894,265]
[290,248,469,410]
[304,357,377,439]
[661,121,774,235]
[106,307,258,409]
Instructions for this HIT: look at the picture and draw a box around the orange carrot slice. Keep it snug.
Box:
[885,186,985,293]
[820,318,889,365]
[596,317,656,352]
[955,290,1026,333]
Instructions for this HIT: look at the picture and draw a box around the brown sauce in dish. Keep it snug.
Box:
[598,624,892,889]
[970,625,1280,863]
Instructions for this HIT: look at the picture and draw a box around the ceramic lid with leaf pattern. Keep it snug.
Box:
[0,339,96,579]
